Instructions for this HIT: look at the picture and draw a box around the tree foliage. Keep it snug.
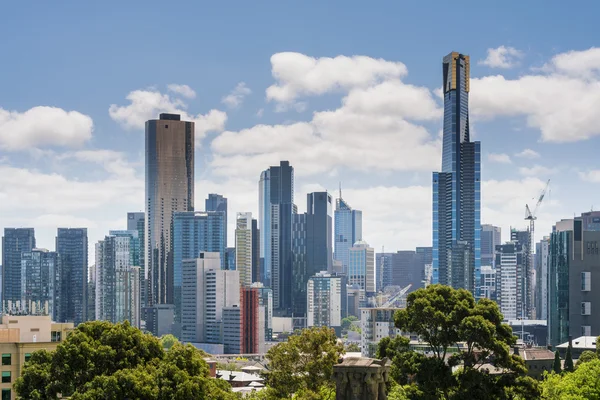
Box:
[553,351,562,374]
[160,333,179,350]
[341,315,358,332]
[262,326,344,398]
[541,359,600,399]
[392,284,539,399]
[14,321,237,400]
[565,341,574,372]
[576,350,597,367]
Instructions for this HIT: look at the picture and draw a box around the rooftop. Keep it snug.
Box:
[557,336,597,349]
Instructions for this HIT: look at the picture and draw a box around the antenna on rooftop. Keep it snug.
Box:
[339,181,342,200]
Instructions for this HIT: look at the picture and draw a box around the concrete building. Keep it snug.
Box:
[376,253,394,291]
[181,252,240,344]
[235,213,260,287]
[145,113,194,307]
[334,191,362,275]
[144,304,174,337]
[495,242,527,321]
[95,231,141,327]
[481,225,501,268]
[348,241,375,295]
[2,228,35,314]
[0,315,73,400]
[55,228,88,325]
[172,210,226,336]
[20,249,60,320]
[360,307,402,357]
[223,306,242,354]
[127,212,145,306]
[240,288,264,354]
[251,282,273,342]
[511,228,533,319]
[535,236,550,320]
[549,212,600,346]
[259,161,295,313]
[480,265,496,301]
[307,272,347,335]
[432,52,481,296]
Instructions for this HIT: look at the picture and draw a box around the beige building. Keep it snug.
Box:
[0,315,73,400]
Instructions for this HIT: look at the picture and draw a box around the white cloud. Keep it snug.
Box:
[471,48,600,143]
[515,149,540,159]
[0,106,93,151]
[479,46,524,69]
[266,52,407,103]
[518,165,557,177]
[167,84,196,99]
[57,149,138,178]
[221,82,251,108]
[542,47,600,78]
[256,108,264,118]
[487,153,512,164]
[579,170,600,183]
[108,88,227,145]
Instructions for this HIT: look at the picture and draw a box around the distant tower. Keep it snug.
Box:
[145,113,194,307]
[334,184,362,274]
[56,228,88,324]
[432,52,481,295]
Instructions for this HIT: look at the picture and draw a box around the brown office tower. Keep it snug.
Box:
[241,287,263,354]
[145,114,194,308]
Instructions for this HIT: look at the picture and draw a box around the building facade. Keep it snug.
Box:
[20,249,60,320]
[536,236,550,320]
[180,253,240,344]
[334,194,362,274]
[481,225,501,268]
[548,212,600,346]
[205,194,228,250]
[127,212,145,306]
[172,211,226,335]
[480,265,496,300]
[235,212,260,287]
[432,52,481,296]
[360,308,401,357]
[258,161,295,315]
[222,306,242,354]
[307,272,347,335]
[495,242,527,321]
[2,228,35,313]
[145,113,194,307]
[348,241,375,295]
[376,253,394,291]
[240,287,266,354]
[511,228,533,319]
[55,228,88,324]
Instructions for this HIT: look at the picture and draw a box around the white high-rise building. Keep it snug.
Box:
[236,212,254,287]
[536,236,550,320]
[181,252,240,344]
[495,242,527,321]
[307,272,346,333]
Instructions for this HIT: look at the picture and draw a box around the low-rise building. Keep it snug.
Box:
[0,315,74,400]
[360,307,402,357]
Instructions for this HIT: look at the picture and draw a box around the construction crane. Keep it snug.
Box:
[524,179,550,249]
[382,284,412,308]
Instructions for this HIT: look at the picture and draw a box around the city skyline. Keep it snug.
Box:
[2,2,600,262]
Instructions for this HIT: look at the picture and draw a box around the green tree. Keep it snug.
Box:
[341,315,358,332]
[15,321,237,400]
[553,350,562,374]
[565,341,574,372]
[393,284,539,399]
[345,342,361,352]
[262,326,344,398]
[541,359,600,399]
[159,334,179,350]
[576,350,597,367]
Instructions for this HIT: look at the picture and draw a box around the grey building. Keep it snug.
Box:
[222,306,242,354]
[20,249,60,320]
[376,253,395,291]
[535,236,550,320]
[432,52,481,295]
[415,247,433,289]
[511,228,533,318]
[481,224,501,267]
[172,211,226,336]
[292,192,333,325]
[145,113,194,307]
[2,228,35,313]
[144,304,175,337]
[56,228,88,324]
[548,212,600,347]
[225,247,236,271]
[495,242,527,321]
[259,161,296,314]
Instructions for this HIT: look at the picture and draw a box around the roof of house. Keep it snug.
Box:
[521,348,555,361]
[557,336,597,349]
[216,370,264,383]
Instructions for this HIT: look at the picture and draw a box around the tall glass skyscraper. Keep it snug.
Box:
[432,52,481,295]
[334,192,362,274]
[258,161,295,315]
[56,228,88,324]
[205,194,228,247]
[145,113,194,307]
[2,228,36,313]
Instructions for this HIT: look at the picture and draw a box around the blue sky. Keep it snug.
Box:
[1,0,600,258]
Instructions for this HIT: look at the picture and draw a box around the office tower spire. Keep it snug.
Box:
[145,113,194,307]
[433,52,481,295]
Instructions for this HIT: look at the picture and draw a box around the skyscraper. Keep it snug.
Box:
[258,161,295,315]
[307,271,347,336]
[291,192,333,325]
[376,252,395,291]
[348,241,375,295]
[432,52,481,295]
[481,225,501,267]
[205,194,228,247]
[56,228,88,324]
[2,228,35,313]
[535,236,550,320]
[145,113,194,307]
[20,249,60,320]
[235,212,260,287]
[510,228,533,319]
[495,242,527,321]
[172,211,226,336]
[127,212,145,305]
[334,191,362,274]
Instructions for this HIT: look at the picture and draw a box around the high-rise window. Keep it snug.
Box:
[582,272,591,291]
[581,302,592,316]
[582,325,592,336]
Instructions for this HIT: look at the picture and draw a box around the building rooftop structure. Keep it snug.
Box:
[556,336,597,350]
